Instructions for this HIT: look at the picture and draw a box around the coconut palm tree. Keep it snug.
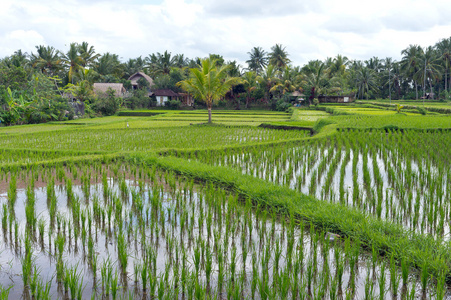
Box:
[269,44,290,72]
[435,37,451,93]
[246,47,268,75]
[356,67,378,100]
[94,52,123,80]
[62,43,84,84]
[401,44,423,99]
[417,46,442,99]
[242,71,257,108]
[30,45,63,76]
[177,58,240,123]
[256,64,279,104]
[78,42,100,68]
[146,51,175,76]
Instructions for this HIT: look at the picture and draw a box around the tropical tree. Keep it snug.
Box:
[246,47,268,75]
[30,45,62,76]
[436,37,451,93]
[242,71,257,108]
[177,58,240,123]
[401,44,423,99]
[62,43,84,84]
[94,52,123,80]
[123,57,146,78]
[269,44,290,72]
[256,64,279,104]
[302,60,329,104]
[356,67,378,99]
[78,42,100,68]
[146,51,175,76]
[417,46,442,99]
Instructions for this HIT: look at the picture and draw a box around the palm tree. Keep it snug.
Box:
[30,45,62,76]
[123,57,146,78]
[356,67,378,100]
[78,42,100,68]
[94,52,123,80]
[417,46,442,99]
[146,51,175,76]
[242,71,257,108]
[62,43,83,84]
[177,58,240,123]
[256,64,279,104]
[435,37,451,93]
[302,61,328,105]
[246,47,268,75]
[269,44,290,72]
[401,44,423,99]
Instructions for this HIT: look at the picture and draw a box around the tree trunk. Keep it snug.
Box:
[208,107,212,123]
[415,82,418,100]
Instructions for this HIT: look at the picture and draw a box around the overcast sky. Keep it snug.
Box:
[2,0,451,68]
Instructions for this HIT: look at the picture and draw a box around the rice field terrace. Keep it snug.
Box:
[185,129,451,237]
[0,164,444,299]
[1,107,451,299]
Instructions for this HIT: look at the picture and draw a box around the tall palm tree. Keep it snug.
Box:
[435,37,451,93]
[123,57,146,78]
[246,47,268,75]
[242,71,257,108]
[401,44,423,99]
[62,43,83,84]
[302,61,328,105]
[78,42,100,68]
[30,45,62,76]
[269,44,290,72]
[94,52,123,80]
[417,46,442,99]
[256,64,279,103]
[146,51,175,76]
[357,67,378,100]
[177,58,240,123]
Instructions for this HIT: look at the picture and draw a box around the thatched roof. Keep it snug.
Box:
[128,72,154,87]
[153,89,179,97]
[291,91,305,97]
[93,83,126,97]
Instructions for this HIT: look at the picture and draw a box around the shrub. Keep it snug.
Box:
[165,99,181,110]
[93,88,119,116]
[275,99,291,111]
[417,107,427,115]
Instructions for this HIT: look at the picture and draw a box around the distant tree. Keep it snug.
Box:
[30,45,63,76]
[401,44,423,99]
[94,52,123,80]
[435,37,451,92]
[62,43,84,84]
[146,51,175,76]
[78,42,100,68]
[356,67,378,100]
[269,44,290,72]
[246,47,268,75]
[177,58,240,123]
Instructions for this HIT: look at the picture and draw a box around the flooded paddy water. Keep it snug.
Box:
[0,163,447,299]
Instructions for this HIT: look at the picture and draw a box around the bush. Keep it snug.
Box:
[165,99,181,110]
[417,107,427,115]
[93,88,119,116]
[275,99,291,111]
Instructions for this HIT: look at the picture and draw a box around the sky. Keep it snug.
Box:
[1,0,451,68]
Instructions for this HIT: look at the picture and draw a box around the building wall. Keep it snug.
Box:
[157,96,169,106]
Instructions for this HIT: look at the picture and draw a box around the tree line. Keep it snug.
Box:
[1,38,450,125]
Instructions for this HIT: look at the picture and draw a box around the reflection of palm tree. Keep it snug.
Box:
[401,44,423,99]
[269,44,290,72]
[246,47,268,75]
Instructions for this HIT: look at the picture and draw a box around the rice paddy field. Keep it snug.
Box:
[1,106,451,299]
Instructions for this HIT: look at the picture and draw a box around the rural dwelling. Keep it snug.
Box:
[93,83,126,98]
[179,92,194,106]
[128,72,154,96]
[290,91,305,106]
[318,95,355,103]
[153,89,180,106]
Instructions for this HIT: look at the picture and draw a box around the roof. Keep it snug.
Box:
[153,89,180,97]
[128,71,154,87]
[93,83,125,97]
[291,91,305,97]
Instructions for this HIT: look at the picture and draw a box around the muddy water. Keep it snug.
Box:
[0,168,443,299]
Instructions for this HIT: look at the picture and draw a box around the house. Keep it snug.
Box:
[290,91,306,106]
[179,92,194,106]
[128,72,154,96]
[93,83,126,97]
[153,89,180,106]
[318,95,355,103]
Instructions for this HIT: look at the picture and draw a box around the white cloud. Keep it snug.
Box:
[0,0,450,68]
